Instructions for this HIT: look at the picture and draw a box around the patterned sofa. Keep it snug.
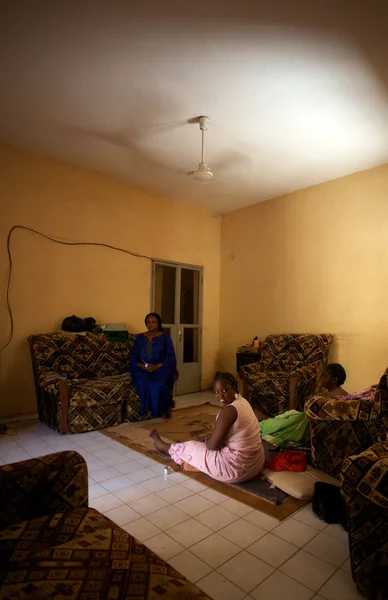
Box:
[0,451,210,600]
[29,332,143,434]
[305,371,388,479]
[341,443,388,600]
[241,333,333,417]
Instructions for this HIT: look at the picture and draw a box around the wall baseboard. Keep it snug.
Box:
[1,412,39,425]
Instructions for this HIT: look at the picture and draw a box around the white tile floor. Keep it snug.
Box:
[0,392,364,600]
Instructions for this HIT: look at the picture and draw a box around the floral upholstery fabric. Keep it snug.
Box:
[29,333,143,434]
[241,333,333,417]
[0,452,88,530]
[30,333,134,379]
[38,372,142,433]
[305,374,388,479]
[0,452,210,600]
[341,443,388,599]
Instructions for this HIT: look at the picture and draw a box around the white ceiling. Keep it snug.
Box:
[1,0,388,213]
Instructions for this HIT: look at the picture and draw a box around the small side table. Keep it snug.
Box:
[236,347,262,374]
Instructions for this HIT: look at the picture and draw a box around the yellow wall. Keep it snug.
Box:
[2,141,387,418]
[0,144,221,418]
[220,164,388,393]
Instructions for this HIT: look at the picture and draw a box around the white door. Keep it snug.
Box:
[152,261,202,395]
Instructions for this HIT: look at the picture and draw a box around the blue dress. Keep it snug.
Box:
[129,333,177,418]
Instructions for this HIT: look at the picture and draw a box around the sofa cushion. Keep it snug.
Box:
[67,374,142,433]
[29,332,135,379]
[36,372,142,433]
[341,443,388,599]
[305,394,388,479]
[0,508,210,599]
[69,373,134,407]
[263,465,340,500]
[0,452,88,530]
[260,334,333,372]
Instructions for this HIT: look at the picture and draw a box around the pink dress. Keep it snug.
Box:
[168,394,265,484]
[335,387,376,401]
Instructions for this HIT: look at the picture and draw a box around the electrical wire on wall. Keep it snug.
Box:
[0,225,152,353]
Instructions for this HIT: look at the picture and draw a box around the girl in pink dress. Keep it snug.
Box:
[149,373,265,484]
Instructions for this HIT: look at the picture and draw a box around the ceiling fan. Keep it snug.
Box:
[189,116,214,182]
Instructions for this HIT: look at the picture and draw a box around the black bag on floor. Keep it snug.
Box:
[312,482,348,530]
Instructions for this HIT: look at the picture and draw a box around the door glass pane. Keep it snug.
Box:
[183,328,199,363]
[180,269,199,324]
[154,265,176,324]
[163,327,171,337]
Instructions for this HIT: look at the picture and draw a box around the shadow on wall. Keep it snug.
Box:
[1,338,36,420]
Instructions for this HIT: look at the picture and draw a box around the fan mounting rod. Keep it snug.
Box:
[199,116,209,164]
[191,116,213,182]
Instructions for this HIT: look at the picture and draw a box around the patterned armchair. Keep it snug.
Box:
[241,333,333,417]
[0,451,210,600]
[341,443,388,600]
[29,332,143,434]
[305,372,388,479]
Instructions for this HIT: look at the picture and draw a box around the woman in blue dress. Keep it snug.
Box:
[130,313,177,419]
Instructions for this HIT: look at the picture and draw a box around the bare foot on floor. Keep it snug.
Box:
[164,408,173,420]
[149,428,170,454]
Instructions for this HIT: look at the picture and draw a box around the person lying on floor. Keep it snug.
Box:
[262,363,380,447]
[288,362,349,412]
[321,363,348,398]
[260,363,349,447]
[149,372,265,484]
[321,363,378,401]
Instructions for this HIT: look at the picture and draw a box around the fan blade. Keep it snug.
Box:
[210,150,253,173]
[48,119,191,150]
[136,119,189,136]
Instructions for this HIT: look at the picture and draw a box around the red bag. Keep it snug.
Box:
[265,450,307,472]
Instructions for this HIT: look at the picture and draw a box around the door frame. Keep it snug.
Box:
[151,259,203,395]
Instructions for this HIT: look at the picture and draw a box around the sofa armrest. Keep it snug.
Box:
[305,396,380,422]
[240,362,263,379]
[0,451,88,529]
[290,365,320,405]
[38,369,68,396]
[242,367,289,380]
[374,385,388,417]
[290,364,317,386]
[341,442,388,508]
[37,371,71,433]
[243,365,316,383]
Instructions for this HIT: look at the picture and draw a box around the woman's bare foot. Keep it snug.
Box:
[164,408,173,420]
[149,428,171,454]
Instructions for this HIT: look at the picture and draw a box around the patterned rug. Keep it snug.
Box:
[101,403,306,520]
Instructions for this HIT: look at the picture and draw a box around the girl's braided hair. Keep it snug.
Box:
[214,372,239,392]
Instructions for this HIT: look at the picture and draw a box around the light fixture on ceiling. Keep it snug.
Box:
[191,116,213,182]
